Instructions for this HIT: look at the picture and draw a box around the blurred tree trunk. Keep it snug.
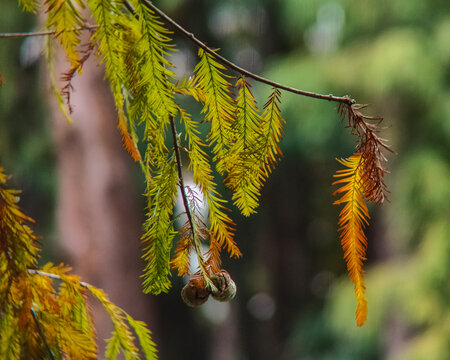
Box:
[45,40,159,352]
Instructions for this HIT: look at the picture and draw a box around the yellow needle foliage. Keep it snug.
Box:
[333,154,370,326]
[0,167,157,359]
[44,0,85,69]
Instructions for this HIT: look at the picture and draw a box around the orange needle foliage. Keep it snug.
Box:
[333,154,369,326]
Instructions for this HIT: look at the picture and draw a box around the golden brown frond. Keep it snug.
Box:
[338,102,392,204]
[204,233,222,274]
[118,117,142,162]
[333,154,369,326]
[170,227,192,277]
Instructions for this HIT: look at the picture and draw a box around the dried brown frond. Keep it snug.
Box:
[60,40,95,114]
[338,102,393,204]
[204,233,222,274]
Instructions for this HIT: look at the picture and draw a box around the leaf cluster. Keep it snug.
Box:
[28,0,288,294]
[0,167,157,359]
[14,0,392,328]
[332,102,392,326]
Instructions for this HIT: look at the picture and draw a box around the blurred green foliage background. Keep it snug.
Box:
[1,0,449,359]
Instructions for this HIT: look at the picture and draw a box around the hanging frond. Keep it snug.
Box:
[259,88,285,177]
[33,266,158,359]
[170,225,192,277]
[126,316,158,360]
[205,191,240,259]
[41,263,97,356]
[46,37,75,124]
[204,233,222,274]
[338,103,392,204]
[224,84,284,217]
[0,166,38,282]
[178,108,213,192]
[178,108,240,260]
[141,155,179,294]
[1,166,157,358]
[194,48,236,174]
[88,286,140,359]
[226,76,263,216]
[87,0,141,161]
[333,154,369,326]
[118,118,142,162]
[23,265,95,359]
[173,76,206,103]
[127,0,177,124]
[18,0,39,12]
[45,0,86,69]
[0,312,21,359]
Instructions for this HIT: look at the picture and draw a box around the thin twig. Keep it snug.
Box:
[168,117,217,291]
[2,2,354,106]
[0,25,97,38]
[31,309,56,360]
[169,117,196,242]
[139,0,355,106]
[28,269,90,288]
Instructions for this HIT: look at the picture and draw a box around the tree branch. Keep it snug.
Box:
[28,269,90,287]
[169,117,196,243]
[139,0,355,106]
[2,1,355,105]
[0,25,97,38]
[169,117,217,290]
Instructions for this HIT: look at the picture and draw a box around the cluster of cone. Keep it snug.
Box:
[181,270,236,307]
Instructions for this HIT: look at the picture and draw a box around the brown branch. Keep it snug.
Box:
[0,25,97,38]
[139,0,355,106]
[28,269,91,287]
[169,117,196,241]
[168,116,217,291]
[61,41,96,114]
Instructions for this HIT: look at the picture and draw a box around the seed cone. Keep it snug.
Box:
[211,270,236,302]
[181,278,210,307]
